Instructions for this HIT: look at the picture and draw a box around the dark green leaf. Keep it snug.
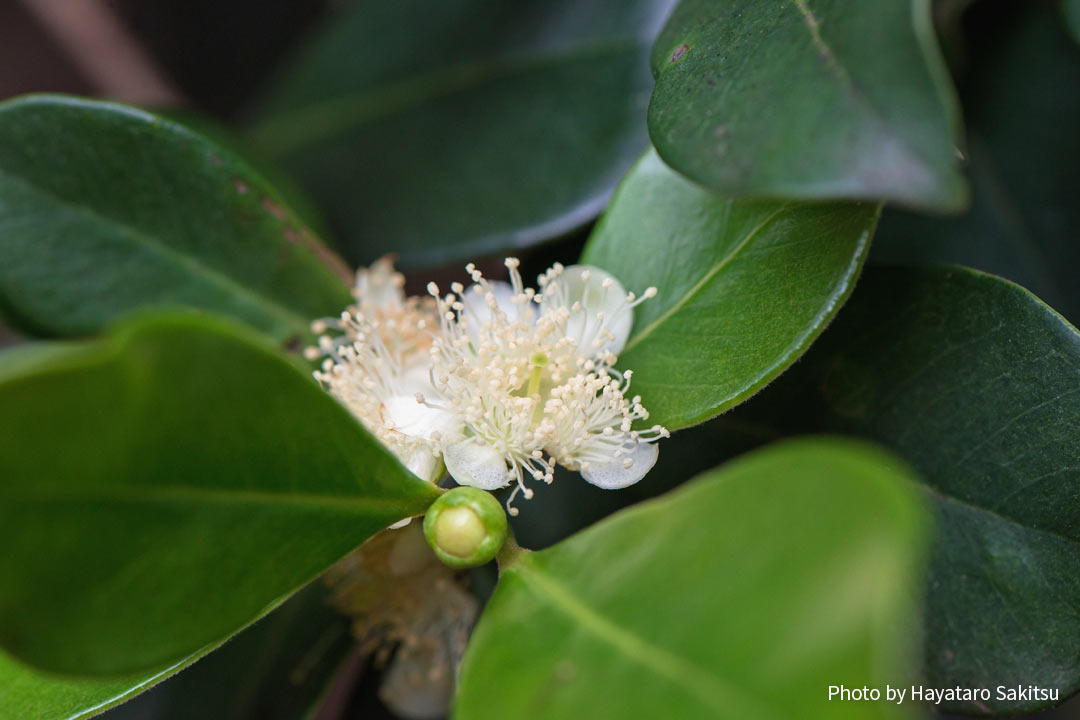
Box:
[732,266,1080,714]
[0,312,441,676]
[159,109,335,244]
[0,95,352,342]
[580,149,877,430]
[100,584,354,720]
[1065,0,1080,45]
[874,2,1080,323]
[456,438,930,720]
[250,0,676,268]
[648,0,966,210]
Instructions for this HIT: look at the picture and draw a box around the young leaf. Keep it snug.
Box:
[648,0,966,210]
[0,95,352,342]
[733,266,1080,714]
[0,312,441,677]
[250,0,677,268]
[456,438,930,720]
[580,149,878,430]
[874,2,1080,323]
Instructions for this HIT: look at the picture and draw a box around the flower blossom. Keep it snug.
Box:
[310,257,669,515]
[307,258,458,484]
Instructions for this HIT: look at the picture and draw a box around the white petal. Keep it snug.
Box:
[553,265,634,357]
[443,440,510,490]
[400,448,441,484]
[384,393,460,440]
[461,280,528,344]
[581,441,659,489]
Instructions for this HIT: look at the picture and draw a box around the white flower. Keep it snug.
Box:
[310,256,669,516]
[425,259,668,514]
[307,258,459,484]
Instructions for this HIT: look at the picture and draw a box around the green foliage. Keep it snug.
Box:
[0,95,351,342]
[648,0,966,210]
[730,267,1080,714]
[99,585,353,720]
[251,0,675,267]
[1065,0,1080,45]
[581,149,877,429]
[874,2,1080,323]
[0,651,193,720]
[1,0,1078,717]
[0,584,349,720]
[456,438,929,720]
[0,313,440,676]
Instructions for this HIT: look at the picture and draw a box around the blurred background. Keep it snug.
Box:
[1,1,1078,718]
[0,0,323,115]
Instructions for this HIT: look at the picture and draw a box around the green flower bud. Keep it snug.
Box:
[423,487,508,568]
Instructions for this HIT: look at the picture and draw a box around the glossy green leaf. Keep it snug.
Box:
[732,267,1080,714]
[0,95,352,342]
[580,149,877,430]
[0,583,351,720]
[0,312,441,677]
[250,0,676,268]
[100,584,354,720]
[874,2,1080,323]
[648,0,966,210]
[0,650,195,720]
[456,438,929,720]
[159,109,335,244]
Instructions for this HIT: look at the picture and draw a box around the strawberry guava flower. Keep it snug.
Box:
[424,259,668,514]
[307,258,459,485]
[309,256,668,516]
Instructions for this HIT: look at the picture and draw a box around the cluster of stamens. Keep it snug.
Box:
[309,256,669,515]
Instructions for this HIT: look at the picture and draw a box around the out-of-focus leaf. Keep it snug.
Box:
[0,312,440,677]
[0,95,352,342]
[457,438,929,720]
[731,266,1080,714]
[1064,0,1080,45]
[100,584,353,720]
[250,0,676,268]
[159,108,335,242]
[581,149,877,430]
[874,2,1080,323]
[509,412,772,550]
[648,0,966,210]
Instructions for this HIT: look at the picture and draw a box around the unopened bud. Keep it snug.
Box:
[423,487,507,569]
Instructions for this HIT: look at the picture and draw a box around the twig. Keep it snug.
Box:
[17,0,183,105]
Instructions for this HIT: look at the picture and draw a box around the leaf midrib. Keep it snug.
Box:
[786,0,949,189]
[511,557,782,720]
[0,170,310,338]
[622,202,792,353]
[2,482,420,515]
[252,38,643,156]
[928,486,1080,551]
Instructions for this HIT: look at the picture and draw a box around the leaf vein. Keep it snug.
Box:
[514,558,782,720]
